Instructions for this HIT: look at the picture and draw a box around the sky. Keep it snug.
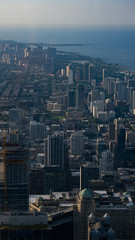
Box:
[0,0,135,27]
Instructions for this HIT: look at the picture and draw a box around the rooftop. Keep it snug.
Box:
[79,188,93,198]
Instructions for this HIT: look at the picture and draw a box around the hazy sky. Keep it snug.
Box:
[0,0,135,27]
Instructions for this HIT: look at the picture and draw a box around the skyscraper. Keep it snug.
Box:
[74,188,95,240]
[44,131,64,169]
[70,131,86,156]
[68,89,76,107]
[108,122,115,141]
[9,108,25,130]
[80,163,99,190]
[99,150,114,177]
[66,64,73,84]
[83,62,90,81]
[89,65,94,83]
[30,121,46,140]
[0,142,29,212]
[75,68,81,82]
[76,83,85,111]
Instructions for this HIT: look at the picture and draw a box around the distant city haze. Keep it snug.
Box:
[0,27,135,71]
[0,0,135,71]
[0,0,135,27]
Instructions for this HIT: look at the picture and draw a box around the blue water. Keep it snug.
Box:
[0,26,135,71]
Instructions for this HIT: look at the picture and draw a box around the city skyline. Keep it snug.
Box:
[0,0,135,27]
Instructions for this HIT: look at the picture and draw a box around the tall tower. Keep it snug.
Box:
[66,64,73,84]
[74,188,95,240]
[83,62,90,81]
[80,163,99,190]
[70,131,86,156]
[76,83,85,111]
[30,121,46,140]
[89,65,94,84]
[44,131,64,169]
[99,150,114,177]
[0,142,29,212]
[108,122,115,141]
[75,68,81,82]
[68,89,76,107]
[115,125,125,167]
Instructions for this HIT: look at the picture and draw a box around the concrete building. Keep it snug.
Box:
[97,111,115,122]
[44,131,64,169]
[70,131,86,156]
[75,68,81,82]
[76,83,85,111]
[9,108,25,130]
[30,121,46,140]
[90,101,105,114]
[74,188,95,240]
[88,213,116,240]
[74,188,135,240]
[126,130,135,145]
[83,62,90,81]
[89,65,94,84]
[80,163,99,190]
[99,150,114,177]
[91,79,96,88]
[68,89,76,108]
[108,122,115,141]
[115,81,127,101]
[91,89,100,102]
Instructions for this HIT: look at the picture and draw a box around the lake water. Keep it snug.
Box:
[0,26,135,70]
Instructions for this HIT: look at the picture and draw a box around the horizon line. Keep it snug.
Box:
[0,23,135,29]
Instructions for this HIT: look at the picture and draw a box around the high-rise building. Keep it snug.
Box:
[115,125,125,167]
[102,69,108,84]
[44,131,64,169]
[83,62,90,81]
[74,188,95,240]
[91,79,96,88]
[91,89,100,102]
[30,121,46,140]
[108,122,115,141]
[115,125,125,149]
[66,64,73,84]
[9,108,25,130]
[0,143,29,212]
[89,65,94,83]
[68,89,76,107]
[70,131,86,156]
[76,83,85,111]
[115,81,127,101]
[75,68,81,82]
[68,68,73,84]
[88,213,116,240]
[80,163,99,190]
[99,150,114,177]
[133,90,135,112]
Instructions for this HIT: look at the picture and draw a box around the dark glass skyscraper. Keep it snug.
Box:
[0,143,29,212]
[76,83,85,111]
